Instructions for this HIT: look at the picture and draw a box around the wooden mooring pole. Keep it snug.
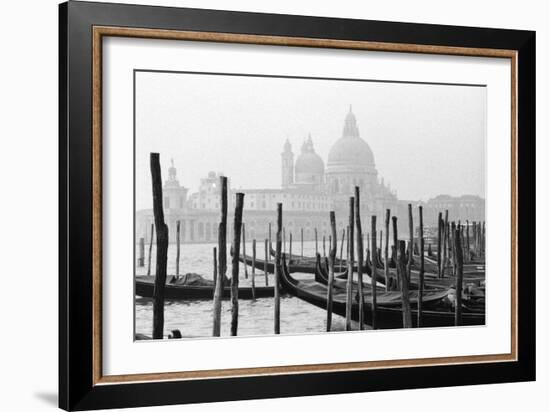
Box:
[346,197,355,331]
[251,239,256,299]
[454,227,464,326]
[323,235,326,257]
[370,214,378,330]
[147,223,154,276]
[150,153,169,340]
[213,224,224,336]
[451,221,457,276]
[315,228,318,255]
[392,216,400,291]
[398,240,412,328]
[283,227,286,255]
[418,206,424,327]
[289,232,293,260]
[213,176,228,337]
[437,212,443,279]
[264,239,269,286]
[466,220,471,262]
[268,223,272,260]
[230,193,244,336]
[477,221,482,257]
[407,204,413,282]
[242,223,248,279]
[326,211,337,332]
[384,209,390,291]
[447,221,453,273]
[354,187,365,329]
[274,203,282,334]
[219,176,228,286]
[339,228,345,274]
[138,237,145,267]
[442,210,448,276]
[176,220,181,276]
[212,247,217,290]
[472,221,477,257]
[482,221,486,255]
[461,225,466,264]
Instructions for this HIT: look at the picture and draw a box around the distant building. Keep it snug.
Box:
[136,107,485,243]
[422,194,485,225]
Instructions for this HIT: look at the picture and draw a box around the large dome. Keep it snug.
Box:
[295,135,324,175]
[327,107,375,170]
[328,137,375,167]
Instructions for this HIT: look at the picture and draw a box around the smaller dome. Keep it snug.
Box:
[295,134,324,175]
[295,153,324,175]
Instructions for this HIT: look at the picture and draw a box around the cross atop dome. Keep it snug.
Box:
[343,105,360,138]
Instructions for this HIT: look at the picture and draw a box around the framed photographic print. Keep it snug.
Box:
[59,1,535,410]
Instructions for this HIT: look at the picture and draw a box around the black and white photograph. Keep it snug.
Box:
[134,70,487,339]
[0,0,541,410]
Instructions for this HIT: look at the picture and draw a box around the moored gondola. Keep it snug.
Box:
[280,254,484,328]
[314,255,387,290]
[135,274,275,300]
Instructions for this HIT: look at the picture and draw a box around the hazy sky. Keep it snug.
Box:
[135,71,486,210]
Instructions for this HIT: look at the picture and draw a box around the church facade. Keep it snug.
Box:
[136,107,484,244]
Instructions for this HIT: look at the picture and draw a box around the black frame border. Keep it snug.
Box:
[59,1,535,410]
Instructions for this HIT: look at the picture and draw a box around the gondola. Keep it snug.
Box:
[135,274,275,300]
[238,253,319,274]
[314,255,387,290]
[319,255,452,292]
[280,254,485,328]
[361,256,485,290]
[269,247,359,271]
[239,251,362,274]
[424,255,485,274]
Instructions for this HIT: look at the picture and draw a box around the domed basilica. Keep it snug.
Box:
[136,106,484,244]
[281,106,397,217]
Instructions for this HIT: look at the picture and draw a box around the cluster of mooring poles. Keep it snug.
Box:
[143,154,486,339]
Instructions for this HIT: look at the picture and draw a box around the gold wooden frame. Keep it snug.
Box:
[92,26,518,386]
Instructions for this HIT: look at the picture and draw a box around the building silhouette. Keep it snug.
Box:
[136,107,484,244]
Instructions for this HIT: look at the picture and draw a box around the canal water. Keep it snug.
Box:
[135,240,352,338]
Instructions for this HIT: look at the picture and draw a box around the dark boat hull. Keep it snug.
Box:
[135,276,275,300]
[280,256,484,329]
[270,247,370,272]
[238,254,322,274]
